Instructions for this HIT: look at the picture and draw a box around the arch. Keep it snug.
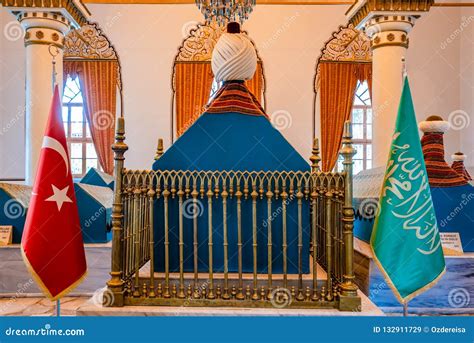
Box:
[64,22,123,92]
[312,24,372,140]
[171,21,266,142]
[63,22,123,174]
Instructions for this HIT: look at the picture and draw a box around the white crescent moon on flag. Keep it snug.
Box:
[42,136,69,176]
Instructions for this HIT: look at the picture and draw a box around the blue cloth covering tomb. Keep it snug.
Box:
[353,169,474,252]
[74,183,113,243]
[152,81,310,273]
[0,181,113,244]
[80,167,114,190]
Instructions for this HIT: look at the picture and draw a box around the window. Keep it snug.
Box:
[208,79,223,104]
[337,80,372,175]
[62,76,99,178]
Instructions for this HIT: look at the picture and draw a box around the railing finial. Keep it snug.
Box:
[338,120,360,311]
[154,138,164,160]
[309,138,321,173]
[106,116,128,307]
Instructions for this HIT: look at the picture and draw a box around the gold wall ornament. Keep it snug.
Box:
[64,22,123,91]
[312,24,371,140]
[35,31,44,39]
[1,0,89,27]
[347,0,434,28]
[52,33,59,41]
[176,21,225,62]
[64,23,118,60]
[313,24,371,93]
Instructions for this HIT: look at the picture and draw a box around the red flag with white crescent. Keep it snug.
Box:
[22,85,87,300]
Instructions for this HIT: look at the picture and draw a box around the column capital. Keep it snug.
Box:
[1,0,90,29]
[18,12,72,49]
[346,0,433,30]
[365,15,416,50]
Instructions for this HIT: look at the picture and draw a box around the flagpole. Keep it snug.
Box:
[50,44,61,318]
[49,44,59,89]
[401,57,407,80]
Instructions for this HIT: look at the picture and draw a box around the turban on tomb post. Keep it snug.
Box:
[419,115,467,187]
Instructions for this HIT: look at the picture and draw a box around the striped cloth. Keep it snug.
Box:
[421,132,467,187]
[451,160,472,181]
[206,81,267,117]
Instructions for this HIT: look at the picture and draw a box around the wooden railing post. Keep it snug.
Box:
[338,120,361,311]
[106,117,128,307]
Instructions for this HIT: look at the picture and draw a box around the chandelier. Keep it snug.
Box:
[195,0,256,26]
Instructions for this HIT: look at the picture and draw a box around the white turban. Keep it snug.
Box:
[211,33,257,82]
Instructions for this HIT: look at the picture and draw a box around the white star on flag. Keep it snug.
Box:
[45,185,73,211]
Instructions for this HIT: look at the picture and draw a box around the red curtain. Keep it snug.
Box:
[245,61,264,104]
[64,60,118,174]
[319,62,371,171]
[175,63,214,137]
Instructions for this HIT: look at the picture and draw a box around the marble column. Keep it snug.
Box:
[19,12,71,185]
[365,15,415,168]
[346,0,433,168]
[3,1,89,185]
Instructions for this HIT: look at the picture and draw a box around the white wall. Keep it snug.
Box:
[460,8,474,166]
[0,3,473,179]
[0,7,26,179]
[85,4,347,170]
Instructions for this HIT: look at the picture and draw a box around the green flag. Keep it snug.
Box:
[371,77,445,304]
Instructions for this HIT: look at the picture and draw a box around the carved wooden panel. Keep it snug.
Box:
[64,23,117,60]
[64,22,122,90]
[314,24,371,91]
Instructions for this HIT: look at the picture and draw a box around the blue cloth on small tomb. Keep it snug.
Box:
[354,184,474,252]
[431,184,474,252]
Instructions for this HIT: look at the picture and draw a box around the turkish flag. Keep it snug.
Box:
[22,85,87,300]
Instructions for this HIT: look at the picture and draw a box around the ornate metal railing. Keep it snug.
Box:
[105,118,360,311]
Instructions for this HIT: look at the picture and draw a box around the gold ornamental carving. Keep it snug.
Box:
[318,24,371,63]
[64,23,117,60]
[64,22,122,90]
[314,24,371,91]
[175,21,261,62]
[347,0,434,27]
[1,0,89,27]
[176,21,225,62]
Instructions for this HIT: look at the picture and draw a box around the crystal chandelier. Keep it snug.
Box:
[195,0,256,26]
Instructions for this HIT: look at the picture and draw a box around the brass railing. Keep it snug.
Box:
[105,118,360,311]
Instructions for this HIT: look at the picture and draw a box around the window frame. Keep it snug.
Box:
[351,104,372,172]
[62,76,99,178]
[335,81,373,174]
